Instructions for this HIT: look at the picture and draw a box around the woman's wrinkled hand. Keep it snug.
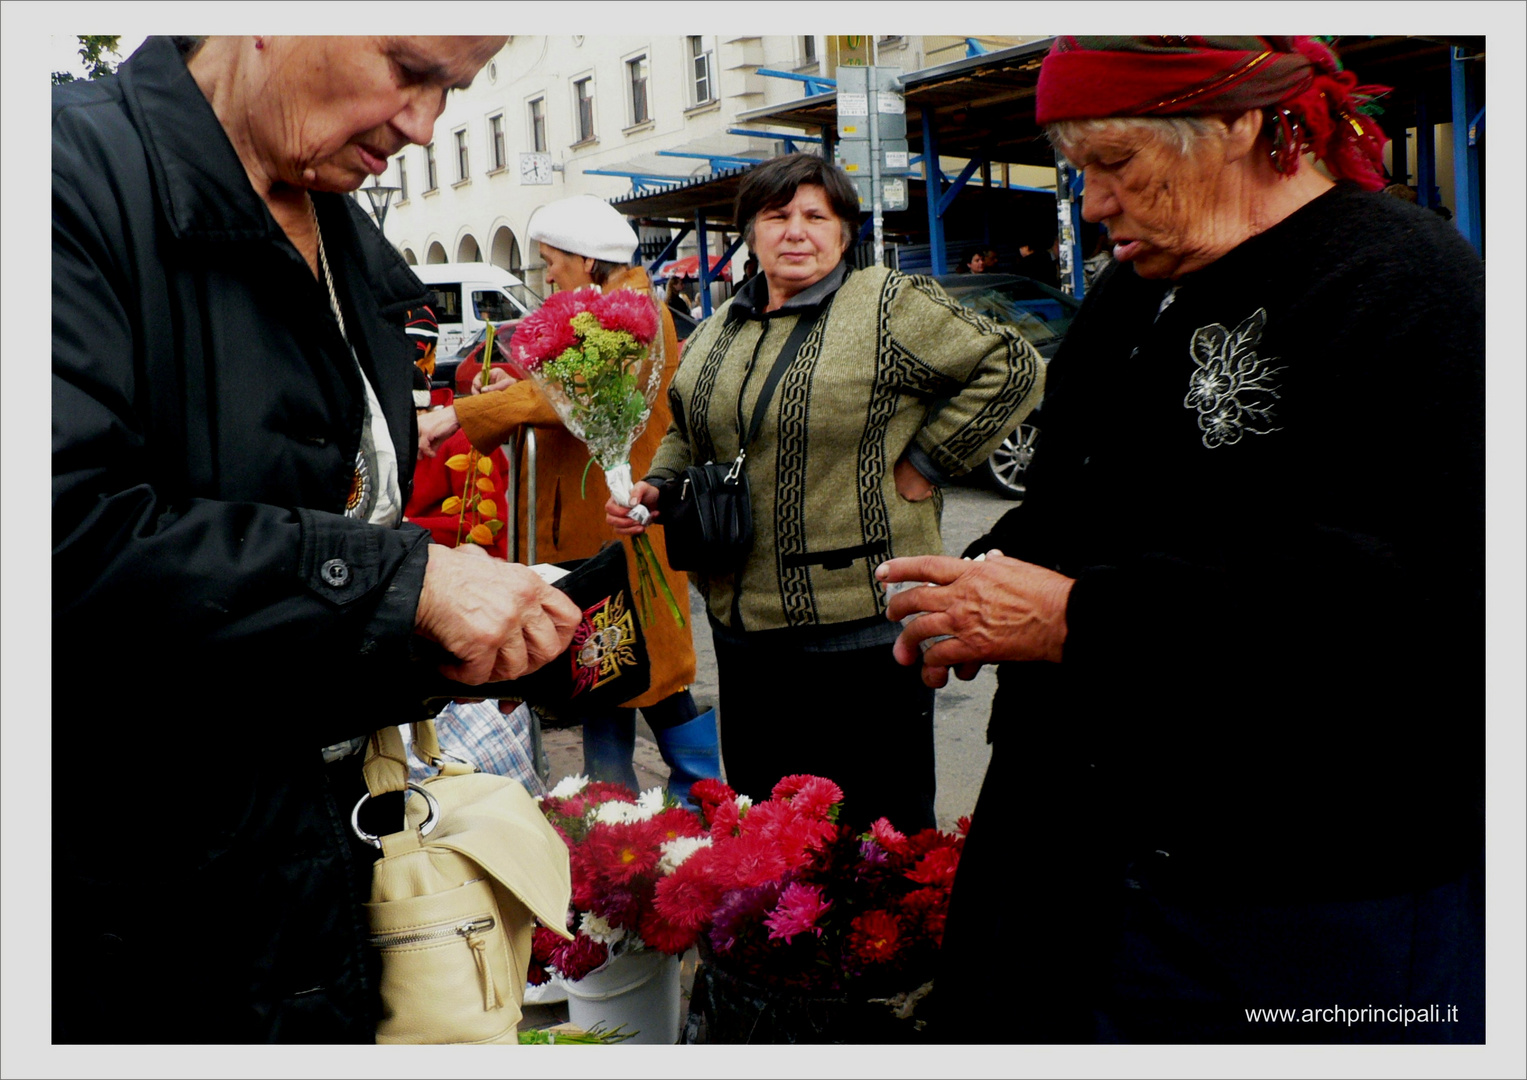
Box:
[605,480,661,536]
[471,366,514,394]
[876,552,1073,688]
[417,404,460,459]
[893,455,935,502]
[414,544,582,684]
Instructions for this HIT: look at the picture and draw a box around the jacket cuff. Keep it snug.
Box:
[905,442,955,487]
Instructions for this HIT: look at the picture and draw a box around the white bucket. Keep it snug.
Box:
[563,949,681,1045]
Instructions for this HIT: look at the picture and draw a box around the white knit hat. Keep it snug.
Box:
[526,194,639,264]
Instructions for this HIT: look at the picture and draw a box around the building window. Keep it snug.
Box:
[574,77,595,142]
[801,36,816,64]
[689,37,713,105]
[396,156,408,201]
[424,142,437,191]
[627,55,649,126]
[529,97,546,152]
[489,114,505,171]
[454,129,469,181]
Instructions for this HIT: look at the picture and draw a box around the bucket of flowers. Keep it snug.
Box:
[650,775,966,1043]
[529,775,711,1044]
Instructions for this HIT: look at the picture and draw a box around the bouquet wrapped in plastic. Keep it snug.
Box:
[508,286,682,625]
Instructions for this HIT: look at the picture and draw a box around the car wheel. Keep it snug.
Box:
[981,422,1039,500]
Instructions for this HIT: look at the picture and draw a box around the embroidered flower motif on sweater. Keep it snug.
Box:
[1183,308,1285,449]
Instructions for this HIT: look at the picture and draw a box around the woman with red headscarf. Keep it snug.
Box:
[880,37,1483,1043]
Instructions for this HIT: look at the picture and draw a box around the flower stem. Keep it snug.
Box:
[635,534,685,628]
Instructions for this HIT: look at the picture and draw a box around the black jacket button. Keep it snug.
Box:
[320,558,350,588]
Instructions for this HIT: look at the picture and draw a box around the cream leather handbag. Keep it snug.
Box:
[355,722,572,1044]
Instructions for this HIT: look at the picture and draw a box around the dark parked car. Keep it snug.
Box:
[933,273,1081,499]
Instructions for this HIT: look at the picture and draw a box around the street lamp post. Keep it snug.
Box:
[361,175,401,236]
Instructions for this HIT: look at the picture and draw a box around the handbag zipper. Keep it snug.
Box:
[370,914,504,1011]
[369,914,496,949]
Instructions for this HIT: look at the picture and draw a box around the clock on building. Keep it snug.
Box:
[519,152,554,185]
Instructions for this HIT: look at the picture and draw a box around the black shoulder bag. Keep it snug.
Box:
[658,298,832,575]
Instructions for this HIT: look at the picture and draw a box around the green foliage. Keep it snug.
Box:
[52,35,121,85]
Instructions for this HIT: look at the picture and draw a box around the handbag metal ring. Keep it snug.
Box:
[350,782,440,849]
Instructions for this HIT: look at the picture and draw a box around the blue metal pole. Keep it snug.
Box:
[696,211,712,318]
[921,109,946,274]
[1450,48,1482,251]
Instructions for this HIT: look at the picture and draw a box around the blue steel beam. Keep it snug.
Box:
[696,212,712,318]
[1451,48,1482,251]
[728,127,823,149]
[922,109,947,274]
[936,156,984,218]
[756,68,836,96]
[656,150,765,170]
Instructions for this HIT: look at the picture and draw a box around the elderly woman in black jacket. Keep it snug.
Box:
[881,36,1484,1043]
[52,36,580,1043]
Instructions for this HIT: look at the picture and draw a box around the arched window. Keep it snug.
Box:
[425,241,448,265]
[456,235,481,262]
[490,227,521,275]
[401,247,418,266]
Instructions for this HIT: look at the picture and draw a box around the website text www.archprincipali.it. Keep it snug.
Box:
[1244,1004,1459,1027]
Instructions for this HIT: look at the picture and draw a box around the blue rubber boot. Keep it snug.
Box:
[653,709,722,810]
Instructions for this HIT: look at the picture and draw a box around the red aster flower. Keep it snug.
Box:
[905,846,960,888]
[550,932,609,982]
[653,858,721,931]
[637,905,698,956]
[708,797,745,841]
[716,831,790,889]
[899,887,950,947]
[581,822,661,887]
[847,909,903,965]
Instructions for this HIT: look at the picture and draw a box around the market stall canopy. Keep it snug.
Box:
[658,253,732,282]
[736,38,1057,168]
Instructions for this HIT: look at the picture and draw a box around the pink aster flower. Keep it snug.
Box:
[786,776,844,820]
[868,817,911,857]
[591,287,658,344]
[763,882,832,943]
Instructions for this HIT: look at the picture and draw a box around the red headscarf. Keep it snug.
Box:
[1036,36,1390,190]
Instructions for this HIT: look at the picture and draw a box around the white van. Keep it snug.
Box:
[412,262,541,360]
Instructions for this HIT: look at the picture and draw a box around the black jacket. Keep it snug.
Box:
[52,38,432,1042]
[937,185,1485,1041]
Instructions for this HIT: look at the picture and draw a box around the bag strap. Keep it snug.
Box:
[362,724,415,797]
[738,292,838,453]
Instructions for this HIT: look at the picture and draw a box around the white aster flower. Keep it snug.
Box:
[636,787,667,818]
[658,835,713,874]
[578,912,626,947]
[593,800,643,825]
[735,795,753,812]
[548,774,589,798]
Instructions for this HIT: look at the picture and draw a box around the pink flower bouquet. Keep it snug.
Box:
[508,286,682,625]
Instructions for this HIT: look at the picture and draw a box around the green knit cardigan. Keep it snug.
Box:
[648,266,1044,633]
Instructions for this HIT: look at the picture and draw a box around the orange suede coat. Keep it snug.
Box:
[453,266,695,707]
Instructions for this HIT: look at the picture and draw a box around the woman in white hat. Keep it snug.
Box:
[419,194,721,806]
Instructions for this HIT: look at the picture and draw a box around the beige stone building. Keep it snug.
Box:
[368,35,1041,298]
